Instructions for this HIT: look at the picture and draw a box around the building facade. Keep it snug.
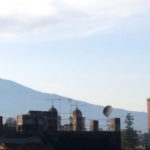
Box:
[147,98,150,135]
[70,108,85,131]
[109,118,120,132]
[17,106,58,132]
[90,120,99,131]
[0,116,3,129]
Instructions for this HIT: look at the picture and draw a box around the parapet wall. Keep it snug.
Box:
[48,131,121,150]
[0,131,121,150]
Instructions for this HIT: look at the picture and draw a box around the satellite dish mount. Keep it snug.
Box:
[103,105,112,131]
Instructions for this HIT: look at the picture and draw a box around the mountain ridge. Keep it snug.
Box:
[0,78,148,133]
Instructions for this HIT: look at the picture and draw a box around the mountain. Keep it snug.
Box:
[0,78,148,133]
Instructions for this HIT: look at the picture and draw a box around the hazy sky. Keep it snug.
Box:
[0,0,150,112]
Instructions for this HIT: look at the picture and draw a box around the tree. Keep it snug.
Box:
[125,113,134,131]
[122,113,139,150]
[4,117,16,128]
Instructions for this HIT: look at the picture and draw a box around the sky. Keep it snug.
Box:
[0,0,150,112]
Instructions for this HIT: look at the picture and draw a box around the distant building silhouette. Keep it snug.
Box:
[0,116,3,129]
[2,106,122,150]
[70,107,85,131]
[16,105,121,134]
[90,120,99,131]
[109,118,120,132]
[17,106,58,132]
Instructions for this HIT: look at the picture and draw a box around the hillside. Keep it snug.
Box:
[0,78,147,132]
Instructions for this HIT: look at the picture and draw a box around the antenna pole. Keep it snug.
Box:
[59,96,61,115]
[52,99,54,106]
[69,99,72,114]
[108,116,109,131]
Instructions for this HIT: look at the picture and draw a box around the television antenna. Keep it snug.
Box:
[46,97,86,116]
[68,99,72,114]
[70,102,85,114]
[46,96,64,115]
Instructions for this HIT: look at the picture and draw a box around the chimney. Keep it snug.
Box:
[147,98,150,135]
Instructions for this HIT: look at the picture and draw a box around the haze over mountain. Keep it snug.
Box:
[0,78,147,132]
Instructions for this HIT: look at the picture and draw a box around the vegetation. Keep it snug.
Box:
[122,113,139,150]
[4,117,16,128]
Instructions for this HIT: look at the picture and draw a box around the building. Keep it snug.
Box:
[147,98,150,135]
[0,131,121,150]
[17,106,58,132]
[0,116,3,129]
[0,106,122,150]
[70,107,85,131]
[90,120,99,131]
[109,118,120,132]
[60,124,71,131]
[57,116,61,131]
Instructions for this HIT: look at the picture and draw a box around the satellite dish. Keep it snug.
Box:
[103,105,112,117]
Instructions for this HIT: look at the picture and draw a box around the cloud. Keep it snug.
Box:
[0,0,149,41]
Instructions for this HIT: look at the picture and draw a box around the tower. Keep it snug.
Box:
[70,108,85,131]
[147,98,150,135]
[48,106,58,131]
